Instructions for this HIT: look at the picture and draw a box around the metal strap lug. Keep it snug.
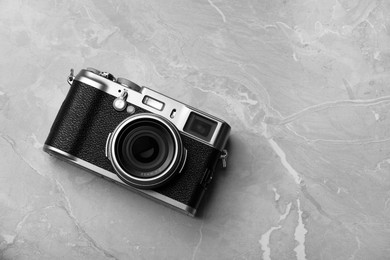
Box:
[67,68,75,85]
[220,149,228,168]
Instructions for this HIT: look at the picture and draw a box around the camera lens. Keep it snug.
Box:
[109,114,186,189]
[132,135,159,163]
[118,125,170,178]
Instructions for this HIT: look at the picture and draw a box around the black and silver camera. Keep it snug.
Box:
[44,68,231,216]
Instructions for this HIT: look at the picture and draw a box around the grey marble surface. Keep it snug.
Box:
[1,0,390,259]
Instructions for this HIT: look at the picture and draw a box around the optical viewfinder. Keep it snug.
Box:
[143,96,165,111]
[184,112,217,142]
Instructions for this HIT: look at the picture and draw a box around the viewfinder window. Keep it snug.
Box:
[143,96,165,111]
[184,112,217,142]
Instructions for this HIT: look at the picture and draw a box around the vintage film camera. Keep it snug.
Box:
[44,68,231,216]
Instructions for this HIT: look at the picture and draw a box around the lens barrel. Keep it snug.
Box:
[108,113,186,189]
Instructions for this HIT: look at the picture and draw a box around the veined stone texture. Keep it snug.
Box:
[1,0,390,259]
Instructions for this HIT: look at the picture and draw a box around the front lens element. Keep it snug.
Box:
[132,135,159,163]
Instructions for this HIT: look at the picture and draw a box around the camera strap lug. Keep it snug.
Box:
[67,68,75,85]
[220,149,228,168]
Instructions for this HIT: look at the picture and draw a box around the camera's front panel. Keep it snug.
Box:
[44,74,224,215]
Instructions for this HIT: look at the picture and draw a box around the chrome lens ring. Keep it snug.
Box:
[109,113,185,189]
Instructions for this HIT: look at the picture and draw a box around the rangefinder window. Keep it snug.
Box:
[184,112,217,142]
[143,96,165,111]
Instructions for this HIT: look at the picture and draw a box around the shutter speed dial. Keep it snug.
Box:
[117,78,142,92]
[86,67,100,74]
[85,68,141,92]
[86,68,116,81]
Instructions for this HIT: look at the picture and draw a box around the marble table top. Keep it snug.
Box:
[1,0,390,259]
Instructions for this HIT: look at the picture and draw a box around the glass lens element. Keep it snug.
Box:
[132,135,159,163]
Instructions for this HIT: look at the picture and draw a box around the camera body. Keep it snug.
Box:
[44,68,231,216]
